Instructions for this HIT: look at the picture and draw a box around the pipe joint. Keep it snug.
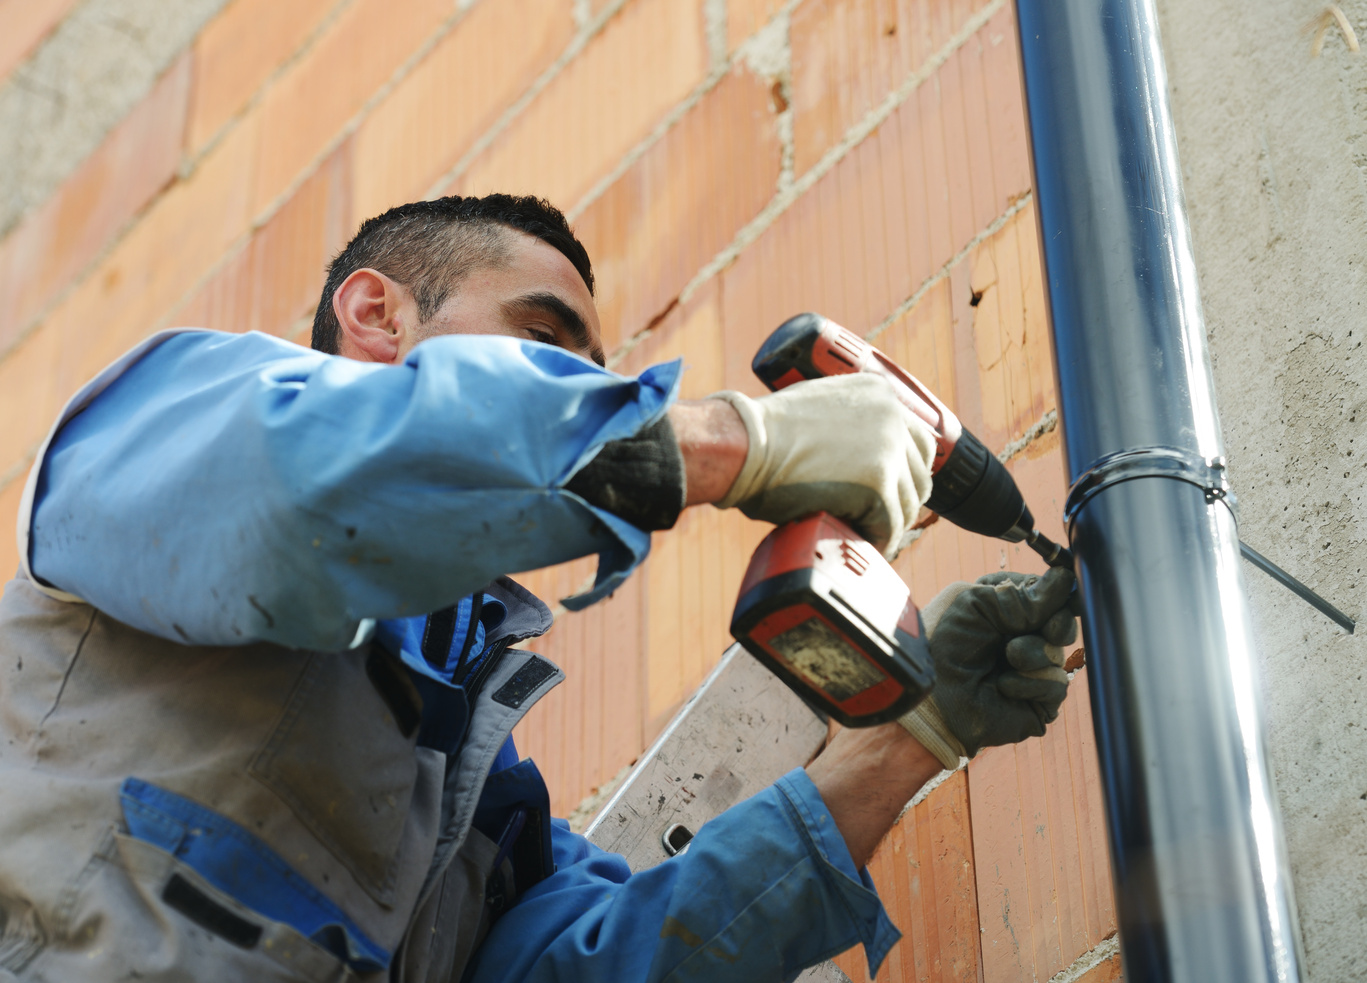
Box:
[1065,446,1235,533]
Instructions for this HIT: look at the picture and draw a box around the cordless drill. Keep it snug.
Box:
[731,313,1073,727]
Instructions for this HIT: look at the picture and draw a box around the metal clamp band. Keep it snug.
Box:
[1065,446,1235,529]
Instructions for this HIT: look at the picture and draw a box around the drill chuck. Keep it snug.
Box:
[930,433,1074,568]
[924,428,1030,540]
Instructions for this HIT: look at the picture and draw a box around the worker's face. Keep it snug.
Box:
[332,230,605,365]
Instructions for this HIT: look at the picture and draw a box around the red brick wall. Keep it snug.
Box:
[0,1,1119,978]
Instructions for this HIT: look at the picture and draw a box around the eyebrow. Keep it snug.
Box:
[502,292,605,366]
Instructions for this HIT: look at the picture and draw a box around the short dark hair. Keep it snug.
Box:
[310,193,595,354]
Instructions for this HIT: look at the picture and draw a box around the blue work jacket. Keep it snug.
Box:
[23,329,900,981]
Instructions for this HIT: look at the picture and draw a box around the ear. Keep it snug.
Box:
[332,268,414,363]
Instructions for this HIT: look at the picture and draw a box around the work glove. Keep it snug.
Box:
[709,375,936,558]
[899,567,1078,769]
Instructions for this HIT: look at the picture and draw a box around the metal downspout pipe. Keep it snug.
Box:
[1012,1,1304,980]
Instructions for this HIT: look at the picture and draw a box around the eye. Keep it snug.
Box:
[524,326,557,346]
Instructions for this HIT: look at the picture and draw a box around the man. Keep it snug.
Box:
[0,194,1077,982]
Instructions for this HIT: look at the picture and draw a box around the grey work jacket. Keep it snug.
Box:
[0,573,562,982]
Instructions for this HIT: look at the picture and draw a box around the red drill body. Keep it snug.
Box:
[730,313,1073,727]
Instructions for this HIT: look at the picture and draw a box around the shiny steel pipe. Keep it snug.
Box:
[1013,1,1304,980]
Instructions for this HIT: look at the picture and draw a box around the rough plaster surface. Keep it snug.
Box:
[1155,2,1367,979]
[0,0,230,238]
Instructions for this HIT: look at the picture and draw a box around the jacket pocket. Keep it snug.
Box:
[250,649,421,904]
[28,820,366,983]
[111,778,391,980]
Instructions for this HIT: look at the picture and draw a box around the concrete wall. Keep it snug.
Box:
[1154,3,1367,981]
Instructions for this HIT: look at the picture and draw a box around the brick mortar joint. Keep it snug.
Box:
[0,0,361,236]
[998,408,1058,463]
[894,759,966,824]
[1,0,991,376]
[0,0,1005,444]
[0,0,235,241]
[0,0,446,371]
[703,0,729,71]
[1046,934,1120,983]
[672,0,1010,309]
[571,0,593,32]
[180,0,361,179]
[0,0,700,480]
[860,191,1052,464]
[423,0,631,204]
[740,10,795,193]
[152,0,631,368]
[567,2,794,224]
[566,68,728,226]
[1,0,508,373]
[606,0,1009,370]
[243,0,494,232]
[0,0,360,367]
[864,190,1033,347]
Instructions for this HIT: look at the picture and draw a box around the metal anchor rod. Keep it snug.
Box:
[1240,541,1356,634]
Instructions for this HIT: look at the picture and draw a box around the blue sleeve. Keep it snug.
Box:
[29,330,681,650]
[465,769,901,983]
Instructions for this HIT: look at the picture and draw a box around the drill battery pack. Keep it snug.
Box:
[730,512,934,727]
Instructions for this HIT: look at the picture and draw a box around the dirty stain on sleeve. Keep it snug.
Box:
[659,916,703,948]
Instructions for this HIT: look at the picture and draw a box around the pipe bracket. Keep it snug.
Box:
[1065,446,1236,531]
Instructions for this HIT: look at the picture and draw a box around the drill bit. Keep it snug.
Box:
[1025,528,1074,569]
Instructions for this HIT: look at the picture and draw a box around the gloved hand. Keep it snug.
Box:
[709,375,936,558]
[898,567,1078,769]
